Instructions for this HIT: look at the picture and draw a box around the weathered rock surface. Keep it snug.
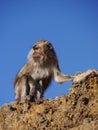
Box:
[0,70,98,130]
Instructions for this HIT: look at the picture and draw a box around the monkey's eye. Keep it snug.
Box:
[33,46,39,50]
[35,47,39,50]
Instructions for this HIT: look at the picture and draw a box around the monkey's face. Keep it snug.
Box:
[33,41,52,61]
[32,44,42,59]
[28,40,53,62]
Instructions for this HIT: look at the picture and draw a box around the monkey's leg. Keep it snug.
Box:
[34,81,43,104]
[20,76,28,103]
[26,79,36,101]
[15,86,21,103]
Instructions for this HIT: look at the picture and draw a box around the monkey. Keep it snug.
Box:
[14,39,74,103]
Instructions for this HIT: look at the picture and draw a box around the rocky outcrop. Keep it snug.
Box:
[0,70,98,130]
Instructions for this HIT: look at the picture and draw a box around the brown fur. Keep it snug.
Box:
[14,39,74,103]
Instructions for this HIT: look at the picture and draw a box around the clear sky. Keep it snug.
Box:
[0,0,98,106]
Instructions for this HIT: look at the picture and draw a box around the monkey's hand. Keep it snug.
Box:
[72,69,98,83]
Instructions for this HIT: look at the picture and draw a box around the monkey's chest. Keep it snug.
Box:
[30,68,50,80]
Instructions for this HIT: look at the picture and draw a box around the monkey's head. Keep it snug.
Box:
[28,40,57,65]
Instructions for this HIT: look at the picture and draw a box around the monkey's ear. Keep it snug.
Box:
[47,44,53,50]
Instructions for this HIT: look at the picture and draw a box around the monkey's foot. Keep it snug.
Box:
[15,97,22,104]
[15,99,27,104]
[19,96,29,103]
[14,99,20,104]
[35,98,43,104]
[19,100,27,104]
[26,95,33,101]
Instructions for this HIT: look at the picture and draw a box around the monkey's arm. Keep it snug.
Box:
[14,62,32,86]
[53,67,74,84]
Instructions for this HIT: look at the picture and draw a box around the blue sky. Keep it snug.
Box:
[0,0,98,106]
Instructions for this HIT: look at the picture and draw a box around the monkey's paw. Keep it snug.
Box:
[26,95,31,101]
[35,98,43,104]
[72,69,98,83]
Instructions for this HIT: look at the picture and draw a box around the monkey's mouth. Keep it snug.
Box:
[33,54,41,59]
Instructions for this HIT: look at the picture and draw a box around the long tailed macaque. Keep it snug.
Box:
[14,40,74,103]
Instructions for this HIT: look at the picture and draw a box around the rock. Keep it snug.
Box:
[0,69,98,130]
